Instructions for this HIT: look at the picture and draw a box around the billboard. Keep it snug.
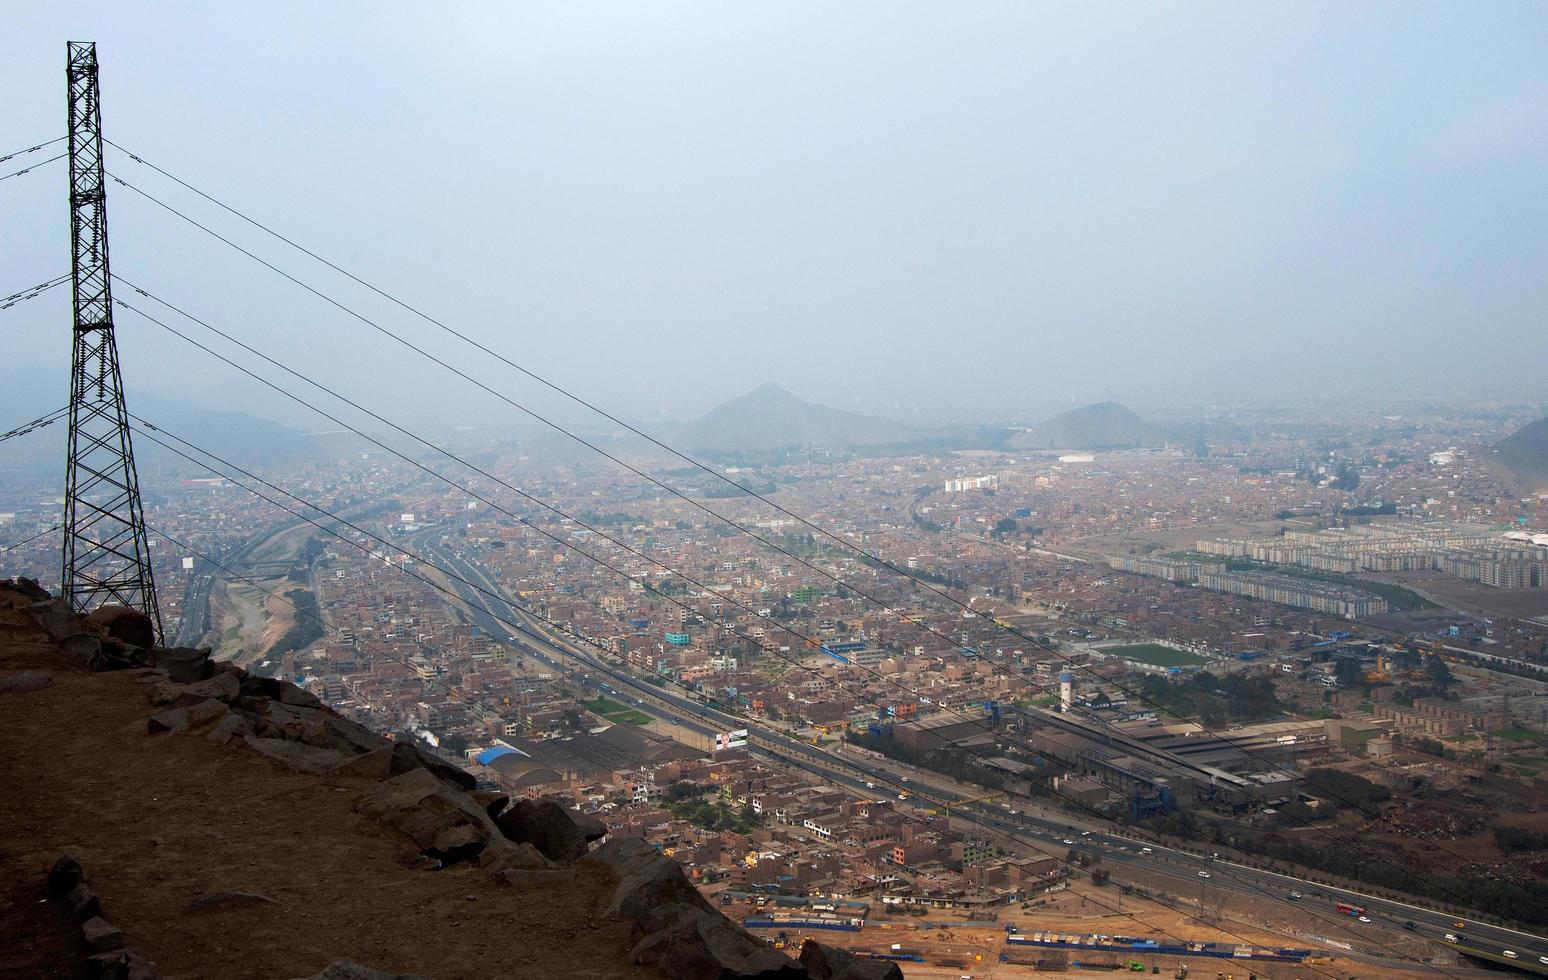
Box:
[714,729,749,751]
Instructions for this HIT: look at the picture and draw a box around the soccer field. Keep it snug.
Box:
[1104,643,1208,667]
[583,697,653,725]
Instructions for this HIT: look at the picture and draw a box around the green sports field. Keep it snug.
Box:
[1104,643,1208,667]
[583,697,653,726]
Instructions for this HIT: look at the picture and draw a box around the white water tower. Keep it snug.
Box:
[1058,671,1075,712]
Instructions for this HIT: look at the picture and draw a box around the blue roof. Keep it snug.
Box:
[475,746,521,765]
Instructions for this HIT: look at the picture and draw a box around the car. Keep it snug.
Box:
[1503,950,1518,960]
[897,792,909,801]
[1358,916,1371,923]
[1444,933,1458,943]
[1140,847,1153,855]
[1539,956,1548,966]
[1402,921,1417,931]
[1288,892,1302,900]
[1454,921,1466,929]
[865,781,875,789]
[1197,871,1211,878]
[1062,839,1075,845]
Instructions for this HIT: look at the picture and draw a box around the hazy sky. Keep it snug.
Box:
[4,3,1548,432]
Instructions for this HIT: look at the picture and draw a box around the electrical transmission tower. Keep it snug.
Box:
[60,41,162,640]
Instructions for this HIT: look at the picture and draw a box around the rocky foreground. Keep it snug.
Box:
[0,578,899,980]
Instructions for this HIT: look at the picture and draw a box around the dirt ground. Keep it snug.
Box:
[0,601,663,980]
[797,911,1439,980]
[1063,521,1293,561]
[1369,569,1548,622]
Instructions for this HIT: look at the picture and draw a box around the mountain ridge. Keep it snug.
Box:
[1006,401,1164,451]
[675,383,933,452]
[1493,415,1548,486]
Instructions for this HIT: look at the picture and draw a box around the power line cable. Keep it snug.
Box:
[0,136,65,164]
[2,523,63,555]
[0,407,67,444]
[0,152,65,184]
[132,452,1390,979]
[138,521,651,788]
[0,274,70,310]
[101,165,1516,889]
[112,268,1534,926]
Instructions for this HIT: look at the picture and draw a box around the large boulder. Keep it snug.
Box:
[329,744,396,780]
[630,903,805,980]
[155,646,212,684]
[147,673,239,707]
[243,735,348,775]
[85,605,155,650]
[147,699,230,735]
[47,854,85,897]
[580,836,712,920]
[354,766,499,865]
[81,916,125,953]
[478,839,551,875]
[28,598,85,642]
[799,940,904,980]
[1,576,50,602]
[85,949,162,980]
[387,741,476,791]
[494,798,606,862]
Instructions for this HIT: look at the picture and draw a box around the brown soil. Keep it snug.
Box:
[0,603,662,980]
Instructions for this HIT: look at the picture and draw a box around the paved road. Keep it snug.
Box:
[408,530,1548,971]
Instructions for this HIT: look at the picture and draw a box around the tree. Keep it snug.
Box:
[1424,655,1456,690]
[441,733,470,756]
[664,780,700,802]
[994,518,1018,537]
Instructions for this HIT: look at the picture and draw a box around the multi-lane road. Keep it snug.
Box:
[409,527,1548,973]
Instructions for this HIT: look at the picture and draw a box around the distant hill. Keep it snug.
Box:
[1492,415,1548,486]
[0,366,343,488]
[675,383,931,452]
[1006,401,1165,451]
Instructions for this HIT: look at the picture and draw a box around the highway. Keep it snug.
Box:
[407,527,1548,972]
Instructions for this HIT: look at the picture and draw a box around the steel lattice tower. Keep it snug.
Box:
[60,41,162,640]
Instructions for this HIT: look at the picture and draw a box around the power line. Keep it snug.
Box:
[0,274,70,310]
[0,407,67,444]
[138,520,641,789]
[0,136,65,164]
[0,152,65,184]
[99,164,1506,884]
[130,444,1384,979]
[110,268,1531,924]
[2,523,62,555]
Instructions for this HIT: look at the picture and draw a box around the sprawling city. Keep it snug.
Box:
[5,6,1548,980]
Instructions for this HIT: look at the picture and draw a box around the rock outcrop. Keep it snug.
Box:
[46,853,163,979]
